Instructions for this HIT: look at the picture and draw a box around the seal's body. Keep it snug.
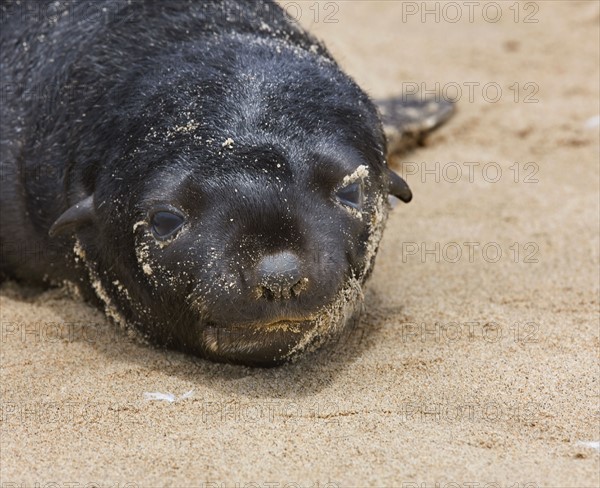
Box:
[1,0,450,366]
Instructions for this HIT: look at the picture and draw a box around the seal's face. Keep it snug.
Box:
[50,39,411,366]
[129,143,387,365]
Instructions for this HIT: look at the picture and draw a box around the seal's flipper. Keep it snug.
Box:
[387,169,412,203]
[376,97,455,156]
[49,195,95,237]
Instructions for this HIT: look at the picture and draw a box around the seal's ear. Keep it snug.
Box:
[49,195,95,237]
[387,169,412,203]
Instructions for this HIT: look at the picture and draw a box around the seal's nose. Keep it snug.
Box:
[256,251,307,300]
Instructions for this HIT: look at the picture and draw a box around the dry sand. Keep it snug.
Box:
[1,1,599,486]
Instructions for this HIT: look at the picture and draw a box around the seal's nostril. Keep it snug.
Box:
[256,251,305,299]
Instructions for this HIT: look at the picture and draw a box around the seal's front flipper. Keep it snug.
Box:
[387,169,412,203]
[376,97,455,157]
[49,195,95,237]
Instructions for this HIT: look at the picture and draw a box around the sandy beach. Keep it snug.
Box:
[1,1,599,486]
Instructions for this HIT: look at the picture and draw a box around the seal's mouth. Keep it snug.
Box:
[244,317,316,331]
[199,317,321,366]
[194,275,365,366]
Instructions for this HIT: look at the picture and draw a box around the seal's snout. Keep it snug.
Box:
[256,251,307,300]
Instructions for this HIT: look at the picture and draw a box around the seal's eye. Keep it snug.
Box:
[150,211,185,239]
[335,181,363,210]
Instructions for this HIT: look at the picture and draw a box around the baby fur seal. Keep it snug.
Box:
[0,0,453,366]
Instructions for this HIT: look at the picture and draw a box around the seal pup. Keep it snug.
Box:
[0,0,453,366]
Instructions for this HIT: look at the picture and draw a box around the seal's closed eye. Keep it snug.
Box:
[336,181,363,210]
[151,211,185,239]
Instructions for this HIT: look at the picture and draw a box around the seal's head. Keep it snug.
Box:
[50,35,411,366]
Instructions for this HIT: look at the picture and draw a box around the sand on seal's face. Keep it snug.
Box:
[1,1,599,486]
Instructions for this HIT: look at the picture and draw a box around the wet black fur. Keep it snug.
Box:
[0,0,393,365]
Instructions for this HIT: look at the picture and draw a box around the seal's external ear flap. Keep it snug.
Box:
[49,195,95,237]
[387,169,412,203]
